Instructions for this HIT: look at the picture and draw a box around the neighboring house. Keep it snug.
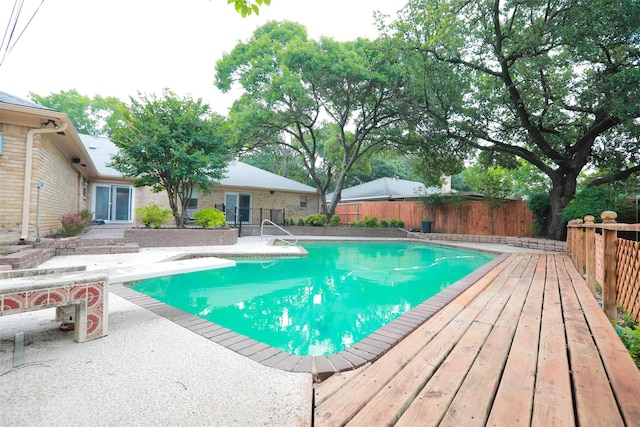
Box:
[327,177,453,203]
[0,91,98,244]
[0,91,318,244]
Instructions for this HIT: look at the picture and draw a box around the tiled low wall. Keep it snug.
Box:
[0,272,109,342]
[124,228,238,247]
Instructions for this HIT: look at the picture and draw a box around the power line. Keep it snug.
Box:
[0,0,45,68]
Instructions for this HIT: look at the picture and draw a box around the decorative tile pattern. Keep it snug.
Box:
[0,279,107,342]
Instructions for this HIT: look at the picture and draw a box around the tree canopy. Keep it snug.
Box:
[215,21,406,217]
[389,0,640,239]
[109,90,233,227]
[29,89,124,136]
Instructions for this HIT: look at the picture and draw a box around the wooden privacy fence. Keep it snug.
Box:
[566,211,640,322]
[334,199,534,237]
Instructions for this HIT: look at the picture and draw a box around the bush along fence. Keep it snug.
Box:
[566,211,640,322]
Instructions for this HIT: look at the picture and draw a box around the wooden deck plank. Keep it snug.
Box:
[343,265,518,426]
[314,253,639,427]
[314,256,517,426]
[394,256,536,426]
[486,255,546,426]
[555,254,624,427]
[531,255,575,427]
[562,256,640,425]
[393,321,493,427]
[438,257,535,426]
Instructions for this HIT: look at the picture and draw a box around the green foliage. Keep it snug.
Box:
[390,0,640,239]
[215,22,405,218]
[390,218,405,228]
[527,192,551,237]
[561,186,635,222]
[0,247,19,255]
[617,325,640,369]
[296,217,305,226]
[379,219,390,228]
[229,0,270,17]
[240,146,312,186]
[59,211,92,237]
[193,208,226,229]
[462,165,513,202]
[350,216,387,228]
[30,89,124,136]
[136,204,172,229]
[110,90,233,228]
[302,214,327,226]
[284,217,295,226]
[329,215,341,227]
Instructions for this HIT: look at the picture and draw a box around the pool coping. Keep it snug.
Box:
[109,246,510,381]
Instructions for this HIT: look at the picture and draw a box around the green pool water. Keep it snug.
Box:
[132,241,495,356]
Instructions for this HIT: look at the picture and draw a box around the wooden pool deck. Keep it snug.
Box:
[314,253,640,426]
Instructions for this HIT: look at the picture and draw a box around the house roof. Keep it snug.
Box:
[0,90,53,110]
[0,91,100,178]
[79,136,316,193]
[328,177,450,202]
[219,161,316,193]
[79,134,123,178]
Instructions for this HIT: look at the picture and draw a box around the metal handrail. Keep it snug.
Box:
[260,219,297,245]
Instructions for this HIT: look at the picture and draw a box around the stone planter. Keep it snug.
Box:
[124,228,237,247]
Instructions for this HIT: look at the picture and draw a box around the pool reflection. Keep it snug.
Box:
[132,242,495,356]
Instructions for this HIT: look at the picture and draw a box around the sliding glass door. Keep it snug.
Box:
[94,185,133,222]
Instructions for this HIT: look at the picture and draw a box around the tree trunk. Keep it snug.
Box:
[547,171,579,241]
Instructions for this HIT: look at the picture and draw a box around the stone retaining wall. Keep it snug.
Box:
[124,228,238,247]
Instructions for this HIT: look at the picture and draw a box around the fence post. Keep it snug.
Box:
[575,219,585,276]
[601,210,618,320]
[583,215,596,295]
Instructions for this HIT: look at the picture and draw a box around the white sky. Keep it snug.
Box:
[0,0,406,114]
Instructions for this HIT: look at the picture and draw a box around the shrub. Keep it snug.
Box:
[136,203,172,229]
[59,211,89,237]
[79,209,93,225]
[390,218,405,228]
[329,215,341,227]
[285,217,295,226]
[363,216,378,227]
[296,217,305,226]
[303,213,327,226]
[379,219,389,228]
[617,325,640,368]
[193,207,226,229]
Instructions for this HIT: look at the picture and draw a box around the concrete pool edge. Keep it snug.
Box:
[109,251,511,382]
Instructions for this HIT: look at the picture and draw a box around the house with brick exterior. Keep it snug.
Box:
[0,91,98,244]
[0,91,319,245]
[80,134,319,225]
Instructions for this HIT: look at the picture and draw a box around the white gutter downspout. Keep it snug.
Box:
[20,120,68,241]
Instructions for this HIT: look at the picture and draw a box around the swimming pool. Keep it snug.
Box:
[131,241,495,356]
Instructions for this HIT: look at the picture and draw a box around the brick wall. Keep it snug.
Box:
[124,228,238,247]
[133,185,320,224]
[0,125,86,244]
[0,125,26,242]
[35,135,86,237]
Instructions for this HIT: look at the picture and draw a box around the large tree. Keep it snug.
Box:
[30,89,124,136]
[391,0,640,239]
[109,90,232,227]
[215,21,405,217]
